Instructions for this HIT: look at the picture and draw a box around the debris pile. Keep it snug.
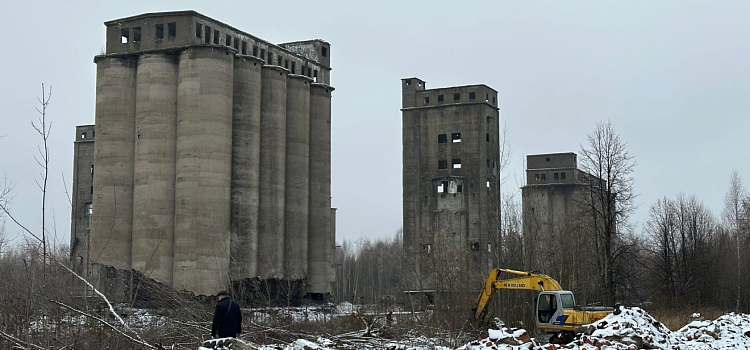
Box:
[572,307,671,349]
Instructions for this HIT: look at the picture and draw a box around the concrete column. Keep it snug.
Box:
[257,65,288,280]
[131,53,178,285]
[230,55,263,280]
[174,47,234,295]
[91,56,136,271]
[284,74,311,280]
[308,83,334,294]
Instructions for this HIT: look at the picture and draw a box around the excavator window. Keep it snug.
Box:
[561,293,575,309]
[538,294,557,323]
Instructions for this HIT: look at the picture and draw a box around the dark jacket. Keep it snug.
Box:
[211,297,242,338]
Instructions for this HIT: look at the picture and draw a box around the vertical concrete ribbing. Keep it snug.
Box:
[284,75,311,280]
[174,47,234,295]
[257,65,288,280]
[230,56,263,280]
[308,83,333,294]
[131,53,178,285]
[91,56,136,271]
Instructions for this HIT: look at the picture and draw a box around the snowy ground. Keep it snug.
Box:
[200,306,750,350]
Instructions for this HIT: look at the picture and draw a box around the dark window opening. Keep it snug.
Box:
[486,133,490,142]
[438,134,447,143]
[457,185,463,193]
[132,27,141,42]
[90,186,93,194]
[554,173,559,180]
[168,22,176,38]
[424,96,430,104]
[438,94,444,102]
[493,161,496,168]
[241,41,247,55]
[81,132,87,139]
[546,157,551,161]
[301,66,306,75]
[485,93,489,102]
[535,173,540,181]
[204,26,211,44]
[92,131,95,137]
[322,46,328,57]
[493,96,496,104]
[313,70,318,82]
[541,173,546,181]
[213,30,220,44]
[253,45,258,56]
[487,159,490,168]
[278,56,282,65]
[155,24,164,39]
[285,59,289,69]
[452,133,461,143]
[469,92,476,100]
[121,28,130,44]
[196,23,202,38]
[268,52,272,63]
[486,179,491,188]
[438,160,447,169]
[561,172,566,180]
[90,165,94,175]
[260,48,266,61]
[454,93,460,101]
[471,242,480,251]
[291,61,296,74]
[423,244,431,253]
[487,116,493,123]
[452,159,462,169]
[226,35,232,46]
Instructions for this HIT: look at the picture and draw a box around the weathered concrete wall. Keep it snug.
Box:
[131,53,178,285]
[70,125,95,276]
[284,74,311,280]
[173,46,234,295]
[91,56,136,271]
[258,65,288,280]
[308,83,333,294]
[230,55,263,280]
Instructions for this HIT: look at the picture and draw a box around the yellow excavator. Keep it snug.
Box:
[473,268,618,343]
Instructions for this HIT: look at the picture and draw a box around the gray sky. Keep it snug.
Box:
[1,1,749,248]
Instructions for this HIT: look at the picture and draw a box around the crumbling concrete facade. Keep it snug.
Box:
[70,125,95,277]
[71,11,335,298]
[401,78,501,291]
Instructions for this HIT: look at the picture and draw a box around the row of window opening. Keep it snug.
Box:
[534,172,567,181]
[121,23,176,43]
[423,92,496,105]
[422,242,491,253]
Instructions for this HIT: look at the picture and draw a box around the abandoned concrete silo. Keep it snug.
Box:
[72,11,335,299]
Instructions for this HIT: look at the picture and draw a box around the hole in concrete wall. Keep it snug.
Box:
[561,172,566,180]
[471,242,480,251]
[554,172,559,180]
[90,164,94,175]
[260,48,266,60]
[81,132,87,139]
[241,41,247,55]
[487,159,490,168]
[313,70,318,82]
[486,180,490,188]
[322,46,328,57]
[438,134,447,143]
[424,96,429,104]
[487,243,492,252]
[487,116,493,123]
[493,161,496,168]
[87,203,93,214]
[291,61,296,74]
[278,56,282,65]
[155,24,164,39]
[437,183,444,193]
[470,92,476,100]
[90,186,93,194]
[168,22,176,38]
[226,34,231,46]
[437,94,444,102]
[457,184,463,193]
[438,160,447,169]
[405,79,411,86]
[213,30,220,44]
[486,93,489,102]
[452,133,461,143]
[423,244,431,253]
[196,23,202,38]
[301,66,306,76]
[204,26,211,44]
[121,28,129,43]
[234,39,239,50]
[493,96,496,104]
[453,93,460,101]
[253,45,258,56]
[486,133,490,142]
[133,27,141,42]
[285,59,289,69]
[268,52,273,63]
[452,159,461,169]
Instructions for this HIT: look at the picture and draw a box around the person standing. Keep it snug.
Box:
[211,290,242,338]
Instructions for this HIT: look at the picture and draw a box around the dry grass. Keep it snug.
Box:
[647,306,728,331]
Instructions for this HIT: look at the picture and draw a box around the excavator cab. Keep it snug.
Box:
[536,291,575,327]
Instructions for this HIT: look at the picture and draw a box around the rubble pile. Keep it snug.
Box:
[572,307,671,349]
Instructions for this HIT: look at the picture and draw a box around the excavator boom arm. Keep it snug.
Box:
[474,268,564,321]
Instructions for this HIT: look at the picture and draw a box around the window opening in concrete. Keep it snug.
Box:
[322,46,328,57]
[561,172,566,180]
[554,172,559,180]
[546,157,551,161]
[541,173,546,181]
[87,203,93,215]
[438,160,447,169]
[438,94,444,102]
[81,132,87,139]
[155,24,164,39]
[301,66,306,76]
[486,133,490,142]
[292,61,296,74]
[90,186,93,194]
[486,93,489,102]
[405,79,411,86]
[471,242,480,251]
[121,28,130,43]
[493,161,496,168]
[204,26,211,44]
[285,59,289,69]
[469,92,476,100]
[487,159,490,168]
[268,52,273,63]
[260,48,265,60]
[133,27,141,42]
[196,23,202,38]
[486,180,490,188]
[452,159,461,169]
[437,183,444,193]
[535,174,540,181]
[313,70,318,82]
[487,243,492,252]
[438,134,447,143]
[92,131,95,137]
[487,116,493,123]
[278,56,282,65]
[454,93,460,101]
[225,35,231,46]
[168,22,176,38]
[493,96,496,104]
[423,244,431,253]
[457,184,463,193]
[531,207,535,214]
[424,96,429,104]
[241,41,247,55]
[90,165,94,175]
[213,30,220,44]
[253,45,258,56]
[452,133,461,143]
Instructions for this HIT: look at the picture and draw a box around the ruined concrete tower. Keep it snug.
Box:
[71,11,335,298]
[401,78,501,290]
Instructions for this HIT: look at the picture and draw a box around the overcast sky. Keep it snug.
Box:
[1,1,749,248]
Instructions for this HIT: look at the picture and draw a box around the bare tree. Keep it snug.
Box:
[579,120,636,305]
[722,170,747,312]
